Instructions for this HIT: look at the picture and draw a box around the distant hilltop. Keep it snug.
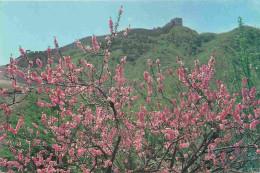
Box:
[26,17,183,54]
[13,17,184,68]
[4,17,260,88]
[164,18,183,28]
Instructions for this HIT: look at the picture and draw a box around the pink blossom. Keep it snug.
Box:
[85,46,92,52]
[147,59,152,68]
[131,96,138,101]
[242,77,247,86]
[47,47,51,57]
[172,99,177,105]
[36,131,39,137]
[0,134,7,142]
[179,143,190,149]
[104,160,112,168]
[119,7,123,14]
[148,84,152,95]
[167,69,173,75]
[69,148,74,156]
[77,148,86,156]
[19,47,25,57]
[125,26,131,33]
[2,104,7,112]
[92,36,100,53]
[250,120,259,130]
[146,97,151,104]
[143,72,149,81]
[109,18,113,34]
[138,112,145,124]
[36,59,42,68]
[220,152,226,160]
[31,123,38,128]
[47,58,53,64]
[76,40,85,52]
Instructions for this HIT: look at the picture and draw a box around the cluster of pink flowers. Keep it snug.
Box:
[36,59,42,68]
[123,26,131,36]
[47,47,51,57]
[19,47,25,57]
[109,18,113,34]
[119,7,123,14]
[0,6,259,173]
[91,36,100,53]
[76,40,85,52]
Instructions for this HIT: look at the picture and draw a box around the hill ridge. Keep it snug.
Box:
[13,17,183,67]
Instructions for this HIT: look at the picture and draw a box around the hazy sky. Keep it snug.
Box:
[0,0,260,65]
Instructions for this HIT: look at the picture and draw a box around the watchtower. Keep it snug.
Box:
[171,18,183,26]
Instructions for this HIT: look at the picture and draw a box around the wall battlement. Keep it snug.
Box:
[164,17,183,28]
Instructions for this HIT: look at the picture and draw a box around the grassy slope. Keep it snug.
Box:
[60,25,260,88]
[6,23,259,88]
[2,24,260,107]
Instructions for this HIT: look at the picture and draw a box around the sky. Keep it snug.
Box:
[0,0,260,65]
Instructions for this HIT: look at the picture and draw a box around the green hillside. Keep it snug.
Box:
[55,25,260,91]
[4,19,260,92]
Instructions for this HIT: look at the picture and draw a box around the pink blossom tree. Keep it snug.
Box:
[0,7,259,173]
